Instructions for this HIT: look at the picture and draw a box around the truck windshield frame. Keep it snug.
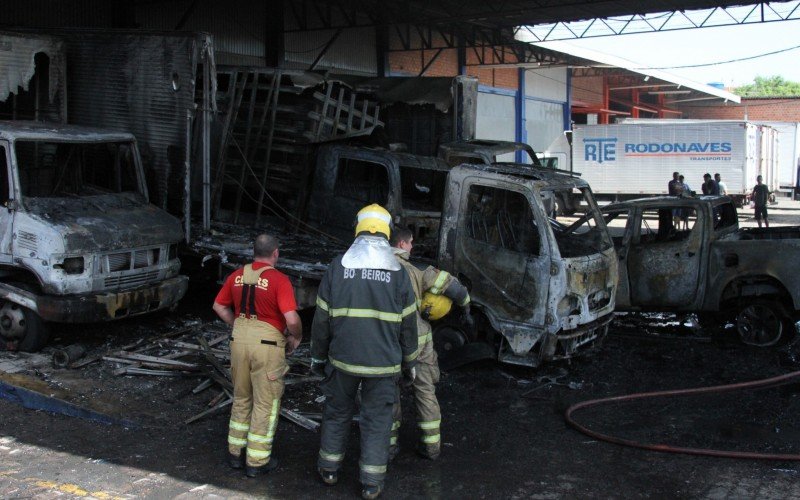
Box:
[14,139,143,203]
[400,165,448,213]
[543,187,613,258]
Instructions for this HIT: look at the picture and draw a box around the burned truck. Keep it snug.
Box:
[301,144,617,367]
[0,122,188,351]
[602,195,800,346]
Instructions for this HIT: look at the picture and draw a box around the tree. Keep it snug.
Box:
[734,76,800,97]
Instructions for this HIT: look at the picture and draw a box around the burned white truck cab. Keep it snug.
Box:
[0,122,188,351]
[439,163,617,366]
[304,144,617,367]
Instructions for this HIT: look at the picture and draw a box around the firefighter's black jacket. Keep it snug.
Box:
[311,255,418,377]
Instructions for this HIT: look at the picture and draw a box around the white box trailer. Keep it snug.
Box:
[758,121,799,191]
[564,121,779,205]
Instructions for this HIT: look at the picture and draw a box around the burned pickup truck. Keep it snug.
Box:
[602,195,800,346]
[0,122,188,351]
[301,144,617,367]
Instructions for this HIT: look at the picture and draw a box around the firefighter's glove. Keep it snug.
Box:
[461,305,475,330]
[420,305,432,321]
[402,366,417,388]
[310,361,327,378]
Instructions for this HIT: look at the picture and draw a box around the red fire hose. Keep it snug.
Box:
[565,369,800,460]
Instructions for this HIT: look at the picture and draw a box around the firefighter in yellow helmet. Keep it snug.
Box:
[389,227,471,460]
[311,204,418,499]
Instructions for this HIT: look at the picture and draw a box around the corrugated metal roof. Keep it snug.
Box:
[134,0,266,65]
[533,40,741,104]
[284,27,377,75]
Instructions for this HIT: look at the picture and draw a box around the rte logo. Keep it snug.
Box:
[584,138,617,164]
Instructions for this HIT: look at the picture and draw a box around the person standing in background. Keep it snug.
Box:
[752,175,770,228]
[715,173,728,196]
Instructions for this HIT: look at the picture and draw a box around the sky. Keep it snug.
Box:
[533,16,800,88]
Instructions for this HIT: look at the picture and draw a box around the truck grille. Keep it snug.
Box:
[104,248,161,273]
[104,271,160,289]
[107,252,131,272]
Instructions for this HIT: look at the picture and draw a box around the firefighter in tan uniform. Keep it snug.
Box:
[212,234,302,477]
[389,228,471,460]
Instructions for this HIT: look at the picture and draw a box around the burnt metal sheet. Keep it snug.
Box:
[346,76,468,112]
[0,32,66,121]
[45,30,214,217]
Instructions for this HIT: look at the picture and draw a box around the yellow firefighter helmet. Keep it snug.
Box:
[355,204,391,239]
[420,292,452,321]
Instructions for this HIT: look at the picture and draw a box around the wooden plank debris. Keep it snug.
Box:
[91,321,322,427]
[185,397,233,425]
[280,408,320,432]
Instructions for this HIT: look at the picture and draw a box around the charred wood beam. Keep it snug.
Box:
[280,408,320,432]
[185,396,232,425]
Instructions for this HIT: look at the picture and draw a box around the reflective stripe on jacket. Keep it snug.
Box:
[311,255,418,377]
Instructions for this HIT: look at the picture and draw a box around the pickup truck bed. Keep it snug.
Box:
[736,227,800,240]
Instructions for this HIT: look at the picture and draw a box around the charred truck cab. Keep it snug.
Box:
[305,144,617,367]
[0,122,188,351]
[439,163,617,366]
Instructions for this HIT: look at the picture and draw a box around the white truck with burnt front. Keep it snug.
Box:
[301,145,618,367]
[0,122,188,351]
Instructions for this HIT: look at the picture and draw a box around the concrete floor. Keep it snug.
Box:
[2,315,800,499]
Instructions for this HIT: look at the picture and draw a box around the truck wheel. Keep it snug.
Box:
[433,326,468,358]
[0,301,49,352]
[735,300,785,347]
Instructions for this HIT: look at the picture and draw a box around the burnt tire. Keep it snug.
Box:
[736,300,786,347]
[0,301,49,352]
[433,326,468,359]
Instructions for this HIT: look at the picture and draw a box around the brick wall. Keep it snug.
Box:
[387,48,459,77]
[571,75,604,106]
[676,97,800,121]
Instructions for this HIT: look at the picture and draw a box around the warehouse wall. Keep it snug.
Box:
[571,75,604,106]
[476,89,516,161]
[135,0,267,66]
[676,97,800,121]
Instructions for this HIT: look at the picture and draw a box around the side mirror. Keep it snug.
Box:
[5,199,18,211]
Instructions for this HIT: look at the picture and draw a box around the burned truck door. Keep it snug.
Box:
[0,142,11,260]
[603,208,635,309]
[626,204,704,308]
[456,180,548,321]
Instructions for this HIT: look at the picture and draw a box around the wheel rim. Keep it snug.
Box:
[737,303,782,347]
[434,327,468,355]
[0,301,27,342]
